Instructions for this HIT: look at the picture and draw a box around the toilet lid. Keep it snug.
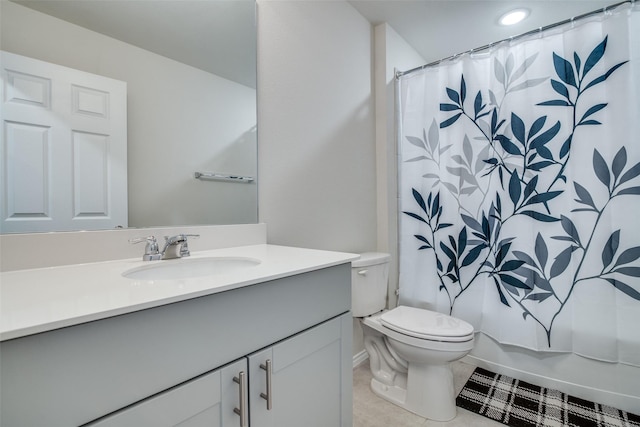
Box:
[380,306,474,341]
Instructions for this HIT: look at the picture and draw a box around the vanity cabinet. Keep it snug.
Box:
[89,314,347,427]
[0,264,353,427]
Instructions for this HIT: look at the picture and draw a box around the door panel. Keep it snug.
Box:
[4,121,49,218]
[72,130,109,217]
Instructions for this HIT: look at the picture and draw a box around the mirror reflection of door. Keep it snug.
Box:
[1,51,127,233]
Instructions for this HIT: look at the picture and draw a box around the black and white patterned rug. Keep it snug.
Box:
[456,367,640,427]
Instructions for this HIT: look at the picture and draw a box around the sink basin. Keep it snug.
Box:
[123,256,261,280]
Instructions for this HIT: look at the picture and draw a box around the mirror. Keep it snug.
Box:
[0,0,257,233]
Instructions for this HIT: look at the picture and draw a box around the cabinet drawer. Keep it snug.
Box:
[88,359,247,427]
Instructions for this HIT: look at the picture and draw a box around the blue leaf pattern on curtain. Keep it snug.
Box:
[398,6,640,366]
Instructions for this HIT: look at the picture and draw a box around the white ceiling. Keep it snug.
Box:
[350,0,618,67]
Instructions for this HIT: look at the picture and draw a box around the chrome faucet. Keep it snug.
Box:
[160,234,200,260]
[129,234,200,261]
[128,236,162,261]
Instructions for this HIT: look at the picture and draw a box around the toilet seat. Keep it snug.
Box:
[380,306,474,343]
[362,311,474,352]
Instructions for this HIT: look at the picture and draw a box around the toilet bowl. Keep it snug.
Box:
[361,307,473,421]
[352,253,475,421]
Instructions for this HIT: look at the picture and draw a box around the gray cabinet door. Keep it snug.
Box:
[248,313,351,427]
[89,358,247,427]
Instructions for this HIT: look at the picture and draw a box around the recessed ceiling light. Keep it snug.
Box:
[499,8,529,26]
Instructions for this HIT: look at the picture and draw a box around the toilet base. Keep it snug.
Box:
[370,362,457,422]
[370,377,407,409]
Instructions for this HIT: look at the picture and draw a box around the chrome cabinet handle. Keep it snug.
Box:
[259,359,273,410]
[233,372,247,427]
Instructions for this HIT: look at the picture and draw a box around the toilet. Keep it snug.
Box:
[352,253,474,421]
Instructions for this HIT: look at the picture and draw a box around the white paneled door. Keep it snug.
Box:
[1,51,127,233]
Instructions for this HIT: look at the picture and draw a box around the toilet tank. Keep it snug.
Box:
[351,252,391,317]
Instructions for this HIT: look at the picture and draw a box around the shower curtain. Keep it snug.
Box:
[398,2,640,366]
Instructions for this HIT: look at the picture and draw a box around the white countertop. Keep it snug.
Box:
[0,244,358,341]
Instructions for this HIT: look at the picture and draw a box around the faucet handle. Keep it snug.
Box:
[177,234,200,257]
[129,236,162,261]
[129,235,156,244]
[163,234,200,244]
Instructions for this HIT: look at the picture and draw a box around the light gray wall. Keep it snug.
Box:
[256,2,428,358]
[374,23,425,310]
[257,0,377,254]
[1,1,257,228]
[257,1,380,359]
[354,23,425,357]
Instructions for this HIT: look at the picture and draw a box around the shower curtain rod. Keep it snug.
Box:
[395,0,634,79]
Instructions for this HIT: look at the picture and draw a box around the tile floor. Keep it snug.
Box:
[353,360,504,427]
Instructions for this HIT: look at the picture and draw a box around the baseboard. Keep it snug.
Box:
[353,350,369,368]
